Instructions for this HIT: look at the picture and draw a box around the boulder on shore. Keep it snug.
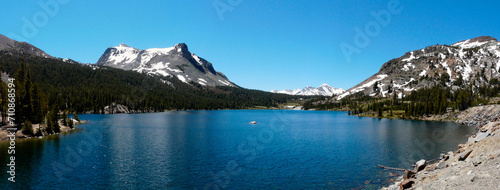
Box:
[459,150,473,161]
[400,179,415,189]
[415,159,426,172]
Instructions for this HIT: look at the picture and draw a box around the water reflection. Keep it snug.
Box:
[0,111,476,190]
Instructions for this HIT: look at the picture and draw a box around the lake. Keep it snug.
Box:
[0,110,476,189]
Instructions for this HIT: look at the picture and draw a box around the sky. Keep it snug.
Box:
[0,0,499,91]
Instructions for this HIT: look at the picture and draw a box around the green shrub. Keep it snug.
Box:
[21,120,34,136]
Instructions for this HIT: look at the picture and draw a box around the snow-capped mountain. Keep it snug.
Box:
[336,36,500,100]
[96,43,235,87]
[271,84,345,96]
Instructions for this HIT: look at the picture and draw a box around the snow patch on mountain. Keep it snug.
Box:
[453,40,489,49]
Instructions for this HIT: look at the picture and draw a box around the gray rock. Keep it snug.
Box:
[415,159,427,172]
[472,160,482,167]
[459,150,473,161]
[401,179,415,189]
[475,131,490,141]
[436,161,448,169]
[387,184,399,190]
[470,175,478,182]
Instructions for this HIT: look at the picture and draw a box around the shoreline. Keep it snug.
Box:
[381,105,500,189]
[0,120,86,142]
[2,107,496,189]
[321,104,500,128]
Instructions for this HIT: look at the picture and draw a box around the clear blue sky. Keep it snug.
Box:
[1,0,499,91]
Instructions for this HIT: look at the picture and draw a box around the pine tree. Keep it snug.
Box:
[53,110,60,133]
[21,120,33,135]
[23,66,33,123]
[0,81,7,125]
[74,113,80,122]
[14,60,27,128]
[31,83,44,123]
[68,118,74,129]
[62,111,67,126]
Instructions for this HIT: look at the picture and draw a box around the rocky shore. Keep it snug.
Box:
[383,105,500,189]
[423,104,500,127]
[0,119,84,141]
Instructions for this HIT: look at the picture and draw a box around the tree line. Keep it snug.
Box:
[304,81,498,119]
[0,51,300,132]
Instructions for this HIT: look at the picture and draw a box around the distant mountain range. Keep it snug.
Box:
[271,84,345,96]
[336,36,500,100]
[96,43,235,87]
[3,32,499,105]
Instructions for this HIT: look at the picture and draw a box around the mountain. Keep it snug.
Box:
[336,36,500,100]
[271,84,345,96]
[0,35,298,112]
[0,34,52,58]
[96,43,235,87]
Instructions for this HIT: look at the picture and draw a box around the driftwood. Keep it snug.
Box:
[377,165,407,171]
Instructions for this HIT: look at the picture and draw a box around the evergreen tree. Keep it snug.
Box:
[21,120,33,135]
[0,81,7,125]
[74,113,80,122]
[31,83,44,123]
[68,118,74,129]
[46,116,53,134]
[53,110,60,133]
[62,111,67,126]
[14,60,27,128]
[23,66,33,122]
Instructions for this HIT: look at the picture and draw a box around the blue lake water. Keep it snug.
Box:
[0,110,476,189]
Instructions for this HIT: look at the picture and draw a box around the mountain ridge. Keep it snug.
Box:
[335,36,500,100]
[0,34,52,58]
[96,43,235,87]
[272,84,345,96]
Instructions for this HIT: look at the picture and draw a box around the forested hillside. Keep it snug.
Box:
[0,51,298,114]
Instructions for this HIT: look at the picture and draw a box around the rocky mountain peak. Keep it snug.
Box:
[0,34,52,58]
[0,34,16,50]
[452,36,498,49]
[465,36,498,43]
[96,42,235,87]
[174,43,188,50]
[174,43,190,55]
[118,43,131,48]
